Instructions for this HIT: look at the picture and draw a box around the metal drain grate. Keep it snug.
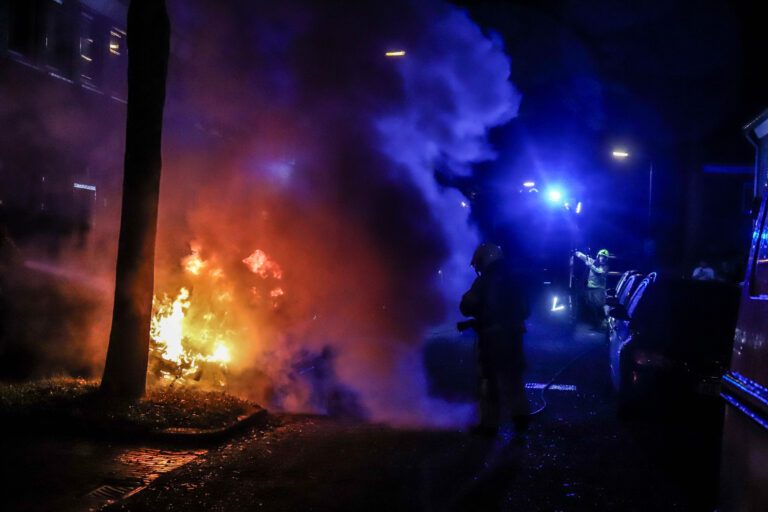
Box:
[82,449,204,507]
[86,483,143,500]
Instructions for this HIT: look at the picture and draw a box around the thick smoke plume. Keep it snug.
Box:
[151,0,519,424]
[1,0,519,425]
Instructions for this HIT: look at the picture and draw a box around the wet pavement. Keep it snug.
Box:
[3,319,724,511]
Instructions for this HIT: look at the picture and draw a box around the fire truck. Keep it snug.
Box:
[719,109,768,511]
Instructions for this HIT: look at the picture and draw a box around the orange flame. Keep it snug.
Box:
[243,249,283,279]
[182,242,207,275]
[149,244,285,388]
[148,286,233,387]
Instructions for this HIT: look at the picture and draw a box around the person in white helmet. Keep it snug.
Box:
[459,242,530,436]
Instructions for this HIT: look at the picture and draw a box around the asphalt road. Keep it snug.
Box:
[2,317,724,511]
[105,320,723,512]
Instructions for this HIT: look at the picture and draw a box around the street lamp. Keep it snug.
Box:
[612,149,630,159]
[611,148,655,263]
[546,188,563,203]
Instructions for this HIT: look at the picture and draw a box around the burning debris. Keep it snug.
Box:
[148,287,232,387]
[243,249,283,280]
[148,245,285,388]
[182,242,207,276]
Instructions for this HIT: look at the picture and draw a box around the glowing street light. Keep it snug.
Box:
[385,50,406,57]
[523,181,536,188]
[546,188,563,203]
[610,145,655,263]
[612,149,630,159]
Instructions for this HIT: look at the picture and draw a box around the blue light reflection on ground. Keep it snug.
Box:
[525,382,577,392]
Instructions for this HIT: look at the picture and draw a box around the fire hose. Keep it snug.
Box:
[526,342,602,416]
[457,319,602,417]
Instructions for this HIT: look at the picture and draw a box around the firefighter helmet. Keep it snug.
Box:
[597,249,610,258]
[471,243,504,272]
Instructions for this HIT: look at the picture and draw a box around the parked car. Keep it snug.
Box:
[608,272,740,412]
[606,270,643,310]
[608,272,651,395]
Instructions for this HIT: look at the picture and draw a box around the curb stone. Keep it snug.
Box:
[4,405,269,446]
[152,406,269,444]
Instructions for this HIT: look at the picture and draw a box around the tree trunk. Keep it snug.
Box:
[100,0,170,401]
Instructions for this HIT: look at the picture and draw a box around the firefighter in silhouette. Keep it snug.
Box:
[574,249,610,329]
[459,243,530,436]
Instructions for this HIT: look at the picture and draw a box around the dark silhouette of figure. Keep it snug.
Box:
[459,243,530,436]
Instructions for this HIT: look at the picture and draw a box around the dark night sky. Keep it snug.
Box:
[457,0,766,148]
[455,0,768,160]
[449,0,768,267]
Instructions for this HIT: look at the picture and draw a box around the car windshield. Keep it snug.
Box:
[627,274,656,317]
[618,274,640,305]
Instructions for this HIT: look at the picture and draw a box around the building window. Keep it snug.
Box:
[109,27,125,56]
[79,11,100,86]
[106,26,127,100]
[7,0,38,59]
[44,0,75,78]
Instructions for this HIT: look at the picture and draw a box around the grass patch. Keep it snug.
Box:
[0,377,256,433]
